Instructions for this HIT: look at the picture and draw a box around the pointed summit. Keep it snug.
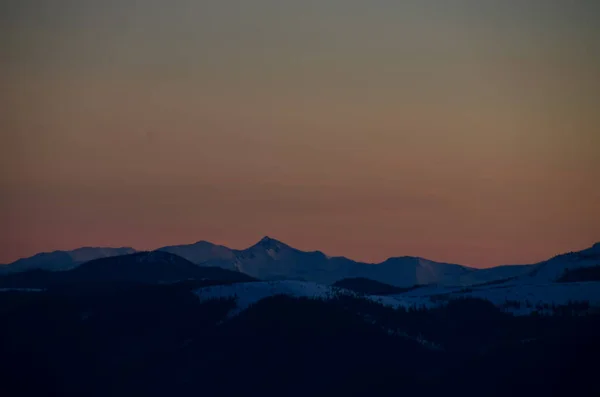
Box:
[254,236,285,249]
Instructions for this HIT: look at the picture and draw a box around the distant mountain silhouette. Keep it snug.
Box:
[0,251,253,289]
[158,241,236,269]
[225,236,362,283]
[67,251,253,284]
[166,236,474,287]
[0,247,136,274]
[3,238,600,287]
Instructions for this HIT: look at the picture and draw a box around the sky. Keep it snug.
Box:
[1,0,599,267]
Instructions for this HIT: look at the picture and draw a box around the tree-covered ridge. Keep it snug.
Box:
[1,282,599,397]
[558,265,600,283]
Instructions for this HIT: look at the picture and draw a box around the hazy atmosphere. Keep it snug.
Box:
[2,0,599,266]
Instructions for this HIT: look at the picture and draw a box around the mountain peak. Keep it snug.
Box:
[251,236,287,250]
[192,240,216,247]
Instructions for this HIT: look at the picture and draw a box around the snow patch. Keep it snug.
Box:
[194,281,427,316]
[393,281,600,315]
[195,281,337,315]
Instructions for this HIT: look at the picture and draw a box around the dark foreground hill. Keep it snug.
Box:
[1,282,599,397]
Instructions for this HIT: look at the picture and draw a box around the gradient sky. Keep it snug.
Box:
[1,1,599,267]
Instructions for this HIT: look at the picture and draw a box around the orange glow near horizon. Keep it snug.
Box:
[1,1,599,267]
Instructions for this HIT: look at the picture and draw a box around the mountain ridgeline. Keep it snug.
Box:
[1,240,600,397]
[154,238,600,286]
[0,251,254,289]
[161,236,475,286]
[0,246,136,274]
[2,238,600,288]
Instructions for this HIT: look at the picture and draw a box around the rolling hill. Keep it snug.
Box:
[0,251,253,289]
[0,247,136,274]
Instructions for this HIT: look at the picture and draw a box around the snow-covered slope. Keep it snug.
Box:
[194,280,424,315]
[195,280,337,314]
[457,282,600,314]
[226,237,361,284]
[393,281,600,315]
[158,239,600,287]
[203,236,475,287]
[195,278,600,318]
[517,243,600,283]
[0,247,137,274]
[445,242,600,287]
[157,239,600,287]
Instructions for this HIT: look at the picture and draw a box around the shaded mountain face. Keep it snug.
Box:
[67,251,242,284]
[161,237,337,280]
[0,247,137,274]
[454,264,534,287]
[0,251,254,289]
[158,241,236,269]
[360,257,474,287]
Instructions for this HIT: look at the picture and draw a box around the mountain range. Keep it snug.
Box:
[2,238,599,397]
[0,247,136,274]
[166,236,476,286]
[1,237,599,287]
[0,251,253,289]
